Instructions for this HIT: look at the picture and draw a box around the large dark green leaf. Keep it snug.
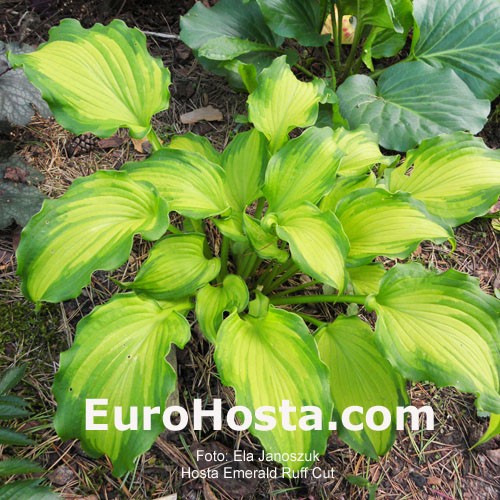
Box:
[337,61,489,151]
[412,0,500,100]
[256,0,329,46]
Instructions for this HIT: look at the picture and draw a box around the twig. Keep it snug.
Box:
[141,30,180,40]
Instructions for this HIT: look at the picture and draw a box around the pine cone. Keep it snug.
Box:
[66,133,98,157]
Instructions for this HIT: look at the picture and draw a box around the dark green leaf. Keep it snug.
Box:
[0,458,44,476]
[0,365,26,395]
[0,479,58,500]
[0,428,33,446]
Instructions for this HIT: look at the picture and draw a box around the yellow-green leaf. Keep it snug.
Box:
[336,189,452,264]
[247,56,325,152]
[263,127,343,212]
[215,307,332,471]
[367,263,500,413]
[53,293,191,477]
[17,171,169,303]
[122,149,229,219]
[320,172,376,212]
[169,132,221,165]
[473,414,500,448]
[265,203,349,290]
[386,132,500,226]
[348,263,386,295]
[316,316,408,458]
[195,275,249,343]
[8,19,171,138]
[243,213,288,263]
[124,234,220,300]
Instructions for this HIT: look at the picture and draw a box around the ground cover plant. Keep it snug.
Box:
[5,13,500,485]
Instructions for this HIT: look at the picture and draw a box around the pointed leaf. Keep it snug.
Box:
[263,127,343,212]
[53,293,191,477]
[215,307,332,471]
[0,480,58,500]
[337,61,489,151]
[169,133,221,165]
[124,234,220,300]
[0,404,29,420]
[367,264,500,413]
[248,56,325,152]
[316,316,408,458]
[195,275,249,343]
[348,263,386,295]
[333,126,398,177]
[222,129,269,210]
[17,171,169,303]
[256,0,330,47]
[0,428,33,446]
[412,0,500,100]
[386,133,500,226]
[336,189,452,264]
[122,149,229,219]
[8,19,171,138]
[474,414,500,448]
[0,365,26,395]
[265,203,349,289]
[0,458,44,476]
[243,214,288,263]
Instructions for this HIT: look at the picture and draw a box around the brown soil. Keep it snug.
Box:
[1,1,499,499]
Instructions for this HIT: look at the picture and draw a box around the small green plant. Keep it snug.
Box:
[180,0,500,151]
[0,365,58,498]
[7,19,500,477]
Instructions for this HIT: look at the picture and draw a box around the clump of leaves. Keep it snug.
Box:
[180,0,500,151]
[0,147,45,230]
[7,19,500,478]
[0,365,58,498]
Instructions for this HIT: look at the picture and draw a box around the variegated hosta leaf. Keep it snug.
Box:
[316,316,408,458]
[347,263,386,295]
[263,127,343,212]
[367,264,500,413]
[195,274,249,343]
[215,307,332,471]
[124,234,220,300]
[213,214,247,242]
[169,132,221,165]
[243,213,288,263]
[386,133,500,226]
[247,56,325,152]
[222,129,269,210]
[336,188,452,264]
[8,19,171,138]
[333,126,399,177]
[122,149,229,219]
[17,171,169,303]
[320,172,376,212]
[264,203,349,290]
[53,293,191,477]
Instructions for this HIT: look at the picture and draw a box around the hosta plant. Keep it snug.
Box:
[8,20,500,477]
[180,0,500,151]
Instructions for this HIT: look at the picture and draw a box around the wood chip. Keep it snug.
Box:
[180,105,223,125]
[97,136,125,149]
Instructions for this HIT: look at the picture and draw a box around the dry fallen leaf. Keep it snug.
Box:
[180,105,223,125]
[97,135,125,149]
[131,137,152,154]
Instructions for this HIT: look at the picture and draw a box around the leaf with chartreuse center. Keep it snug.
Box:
[53,293,191,477]
[16,170,169,303]
[8,19,171,139]
[263,127,343,212]
[316,316,408,458]
[122,149,229,219]
[256,0,330,47]
[168,133,221,165]
[337,61,489,151]
[264,203,349,290]
[386,133,500,227]
[214,307,332,471]
[473,414,500,448]
[243,214,288,263]
[366,263,500,413]
[248,56,325,153]
[196,275,249,343]
[123,234,220,300]
[412,0,500,100]
[336,189,452,265]
[347,263,386,295]
[320,172,376,212]
[222,129,269,211]
[333,126,398,177]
